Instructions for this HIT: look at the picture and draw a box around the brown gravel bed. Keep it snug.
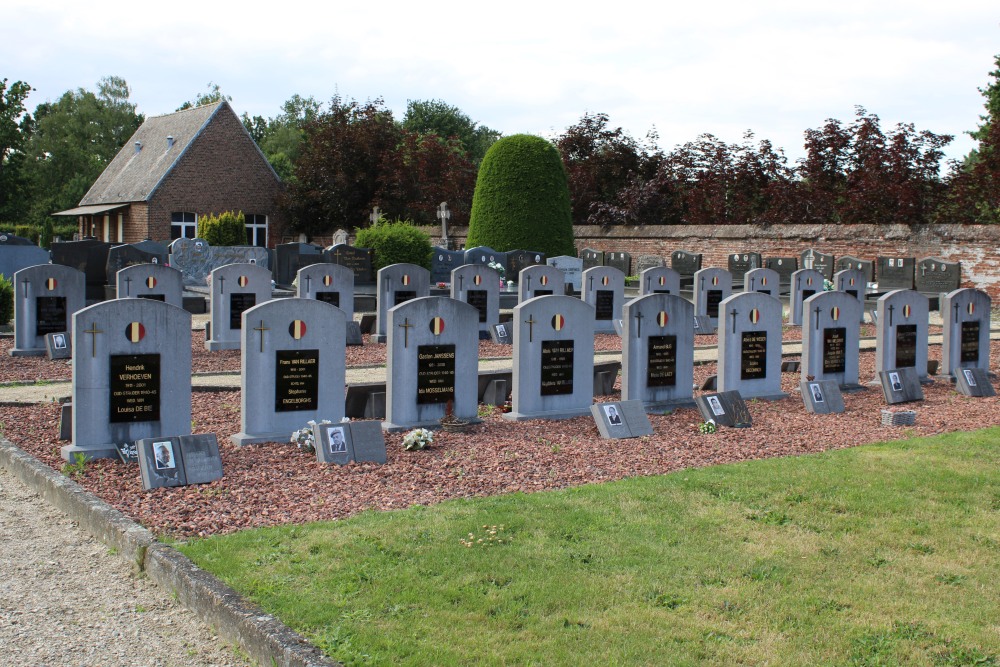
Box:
[1,340,996,541]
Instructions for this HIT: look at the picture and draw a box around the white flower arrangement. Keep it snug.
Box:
[487,261,506,281]
[290,419,332,453]
[402,428,434,451]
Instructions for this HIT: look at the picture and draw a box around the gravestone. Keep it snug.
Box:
[621,293,695,410]
[137,435,223,490]
[0,239,49,281]
[955,367,995,398]
[727,252,762,283]
[451,264,501,338]
[297,263,355,323]
[231,298,346,445]
[695,391,752,428]
[504,295,596,421]
[0,232,34,246]
[106,243,168,281]
[635,254,665,275]
[518,264,565,302]
[275,243,325,288]
[765,257,798,291]
[605,251,632,277]
[915,258,961,294]
[547,255,583,292]
[11,264,85,356]
[169,238,270,288]
[876,256,916,291]
[789,269,826,326]
[582,266,626,334]
[50,239,112,302]
[835,255,874,283]
[581,248,605,270]
[879,367,924,404]
[801,380,845,414]
[800,248,835,279]
[941,288,991,377]
[670,250,702,285]
[506,249,546,279]
[63,299,191,461]
[464,246,507,272]
[116,263,183,308]
[491,322,513,345]
[430,247,465,284]
[743,267,780,297]
[800,291,864,390]
[314,421,388,465]
[374,263,431,343]
[640,267,680,296]
[834,268,867,321]
[384,297,480,431]
[874,290,930,382]
[46,332,72,360]
[693,268,733,333]
[323,244,375,285]
[205,263,273,351]
[717,292,787,400]
[132,239,170,261]
[590,401,654,439]
[332,229,350,246]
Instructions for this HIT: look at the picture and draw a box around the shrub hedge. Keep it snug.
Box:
[354,218,432,271]
[197,211,246,246]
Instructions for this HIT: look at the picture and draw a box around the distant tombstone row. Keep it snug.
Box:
[116,263,183,308]
[374,263,431,343]
[205,263,273,351]
[582,266,625,334]
[169,238,270,288]
[430,246,546,284]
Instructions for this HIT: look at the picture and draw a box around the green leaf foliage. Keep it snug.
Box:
[354,218,432,271]
[197,210,246,246]
[0,274,13,326]
[467,134,575,258]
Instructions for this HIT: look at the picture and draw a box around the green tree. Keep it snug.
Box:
[402,99,500,164]
[176,82,231,111]
[0,78,34,226]
[354,218,432,270]
[197,211,246,246]
[242,94,322,181]
[467,134,575,257]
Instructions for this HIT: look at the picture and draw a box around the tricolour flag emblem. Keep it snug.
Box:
[967,302,976,315]
[601,275,610,286]
[657,311,668,327]
[323,275,333,286]
[46,278,57,290]
[849,277,856,286]
[749,308,760,324]
[552,314,565,331]
[540,275,549,286]
[289,320,307,339]
[125,322,145,343]
[712,276,719,286]
[761,276,768,286]
[474,275,482,286]
[903,304,912,318]
[831,306,840,321]
[146,276,157,289]
[430,317,445,335]
[238,275,249,287]
[401,274,410,286]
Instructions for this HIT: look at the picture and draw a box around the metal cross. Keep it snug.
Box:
[123,276,132,297]
[645,275,651,292]
[458,274,464,291]
[524,315,536,343]
[588,275,594,290]
[304,274,312,293]
[953,302,960,328]
[84,322,102,358]
[253,320,269,353]
[887,304,895,327]
[398,317,414,348]
[218,275,225,295]
[634,310,644,338]
[814,305,821,331]
[21,277,29,300]
[700,276,705,291]
[525,275,532,292]
[730,308,738,334]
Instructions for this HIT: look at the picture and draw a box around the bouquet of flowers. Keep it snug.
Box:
[402,428,434,451]
[290,419,332,453]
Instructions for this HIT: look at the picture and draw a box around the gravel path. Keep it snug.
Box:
[0,465,253,667]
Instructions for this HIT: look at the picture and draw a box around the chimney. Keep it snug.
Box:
[134,141,142,154]
[166,136,174,149]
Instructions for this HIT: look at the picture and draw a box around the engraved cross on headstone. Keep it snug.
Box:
[634,310,644,338]
[814,305,822,330]
[398,317,414,348]
[730,307,738,334]
[84,322,102,358]
[304,274,312,293]
[953,302,960,328]
[887,304,895,327]
[524,315,537,343]
[123,276,132,297]
[253,320,269,353]
[21,277,29,300]
[218,275,225,295]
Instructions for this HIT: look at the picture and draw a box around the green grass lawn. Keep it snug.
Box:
[180,429,1000,666]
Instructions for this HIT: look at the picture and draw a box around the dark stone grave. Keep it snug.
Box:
[955,368,995,398]
[694,391,751,428]
[275,242,325,288]
[324,244,375,284]
[581,248,605,270]
[727,252,761,283]
[876,256,915,291]
[801,248,835,279]
[835,255,875,283]
[605,251,632,276]
[915,258,961,294]
[801,380,845,415]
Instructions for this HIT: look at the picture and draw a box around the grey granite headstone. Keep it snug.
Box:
[717,292,787,400]
[622,293,694,410]
[51,239,112,301]
[430,247,465,284]
[297,263,355,323]
[0,243,49,282]
[205,263,273,351]
[506,249,546,278]
[451,264,501,337]
[582,266,626,334]
[635,254,665,274]
[232,298,346,445]
[915,257,961,294]
[955,367,995,398]
[374,263,431,343]
[384,296,481,431]
[834,268,867,321]
[315,422,353,465]
[12,264,85,357]
[941,288,991,377]
[670,250,702,279]
[879,367,923,404]
[275,242,325,288]
[801,380,845,414]
[590,400,653,439]
[800,291,864,390]
[176,434,224,484]
[116,263,183,308]
[800,248,835,279]
[64,299,191,461]
[727,252,761,283]
[504,295,596,421]
[348,421,388,463]
[695,390,751,428]
[835,255,874,283]
[876,256,915,291]
[547,255,582,292]
[45,332,72,360]
[694,268,733,331]
[518,264,565,302]
[765,257,798,290]
[744,267,780,297]
[169,238,269,288]
[789,269,826,326]
[605,251,632,277]
[324,244,375,285]
[640,267,680,296]
[874,290,929,382]
[692,315,714,336]
[580,248,605,270]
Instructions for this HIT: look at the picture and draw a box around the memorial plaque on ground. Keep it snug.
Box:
[876,256,916,291]
[51,239,112,301]
[591,400,654,439]
[384,297,480,431]
[744,267,780,297]
[879,367,924,404]
[727,252,761,283]
[834,268,867,320]
[581,248,605,270]
[670,250,702,282]
[915,258,961,294]
[205,263,272,351]
[941,288,991,376]
[504,295,596,421]
[835,255,875,283]
[314,422,353,465]
[451,264,501,337]
[800,291,864,390]
[694,268,732,331]
[137,434,223,491]
[297,263,355,322]
[232,298,346,445]
[765,257,798,290]
[506,249,546,278]
[695,391,751,428]
[116,263,183,308]
[275,242,325,288]
[518,264,565,302]
[789,269,826,326]
[430,247,465,284]
[640,267,680,296]
[717,292,787,400]
[324,244,375,285]
[874,290,930,382]
[64,299,191,461]
[605,251,632,277]
[634,254,664,275]
[801,379,845,414]
[0,241,49,282]
[955,367,995,398]
[547,256,582,292]
[622,293,695,410]
[374,263,431,343]
[582,266,626,334]
[800,248,835,279]
[12,264,85,357]
[45,332,72,360]
[115,440,139,463]
[491,322,513,345]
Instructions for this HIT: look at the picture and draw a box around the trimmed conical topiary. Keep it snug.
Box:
[467,134,575,257]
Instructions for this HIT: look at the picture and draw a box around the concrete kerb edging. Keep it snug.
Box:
[0,438,339,667]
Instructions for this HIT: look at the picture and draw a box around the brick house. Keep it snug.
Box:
[53,101,283,247]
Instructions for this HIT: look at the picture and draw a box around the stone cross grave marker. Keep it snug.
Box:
[834,268,867,321]
[941,288,991,377]
[743,267,780,297]
[451,264,501,338]
[717,292,787,400]
[323,244,375,285]
[693,268,732,333]
[374,263,430,343]
[789,268,826,326]
[605,251,631,277]
[436,201,451,246]
[621,293,695,410]
[12,264,85,357]
[800,291,864,390]
[915,257,961,294]
[384,297,480,431]
[640,267,680,296]
[800,248,835,279]
[547,255,582,292]
[504,295,596,421]
[727,252,761,283]
[297,262,355,323]
[835,255,875,283]
[582,266,626,334]
[581,248,605,270]
[205,263,272,351]
[231,298,346,445]
[764,256,798,292]
[876,256,916,291]
[430,247,466,284]
[116,263,183,308]
[64,299,191,461]
[874,289,930,382]
[518,264,565,302]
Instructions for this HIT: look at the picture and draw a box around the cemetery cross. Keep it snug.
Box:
[84,322,102,357]
[304,274,311,292]
[730,307,738,334]
[634,309,644,337]
[369,207,382,225]
[21,276,29,300]
[123,275,132,297]
[253,320,269,353]
[888,304,895,327]
[525,314,537,343]
[814,305,822,330]
[398,317,414,348]
[218,275,225,294]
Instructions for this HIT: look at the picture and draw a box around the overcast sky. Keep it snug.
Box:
[4,0,998,165]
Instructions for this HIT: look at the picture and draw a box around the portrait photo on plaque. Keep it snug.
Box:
[327,425,348,453]
[889,371,903,393]
[52,333,67,350]
[154,440,176,470]
[707,395,725,416]
[963,369,977,387]
[810,383,824,403]
[604,404,623,425]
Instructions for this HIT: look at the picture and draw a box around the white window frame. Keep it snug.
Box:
[245,214,268,248]
[171,211,198,240]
